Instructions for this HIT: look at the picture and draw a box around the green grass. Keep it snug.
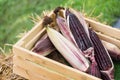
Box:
[0,0,120,48]
[0,0,120,80]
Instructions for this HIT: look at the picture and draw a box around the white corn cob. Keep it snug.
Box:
[47,27,90,71]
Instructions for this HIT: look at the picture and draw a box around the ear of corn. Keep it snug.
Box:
[32,33,55,56]
[47,27,90,72]
[67,13,93,51]
[56,16,78,47]
[69,8,90,38]
[66,10,101,78]
[89,29,114,80]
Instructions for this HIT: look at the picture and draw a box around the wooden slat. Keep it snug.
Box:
[28,72,49,80]
[13,65,29,79]
[85,18,120,40]
[15,20,43,47]
[13,56,71,80]
[13,65,48,80]
[96,32,120,48]
[13,46,101,80]
[25,28,46,50]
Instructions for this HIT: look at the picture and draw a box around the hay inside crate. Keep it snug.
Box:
[13,12,120,80]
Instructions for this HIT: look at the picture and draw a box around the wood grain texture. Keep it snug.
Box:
[96,32,120,48]
[13,46,100,80]
[25,28,46,50]
[85,18,120,40]
[13,65,29,79]
[15,20,43,47]
[13,56,71,80]
[13,65,48,80]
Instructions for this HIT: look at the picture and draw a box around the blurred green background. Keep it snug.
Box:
[0,0,120,79]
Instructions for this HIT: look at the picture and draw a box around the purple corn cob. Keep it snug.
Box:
[69,8,90,37]
[32,34,55,56]
[67,13,93,51]
[89,29,114,80]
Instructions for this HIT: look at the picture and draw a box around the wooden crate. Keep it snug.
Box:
[13,12,120,80]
